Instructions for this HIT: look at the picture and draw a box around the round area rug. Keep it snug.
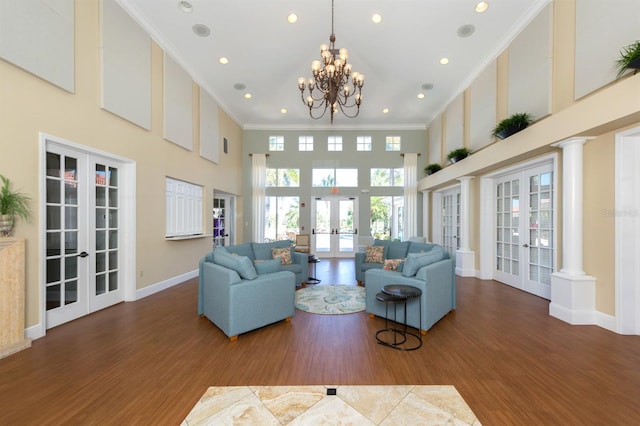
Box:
[295,285,365,315]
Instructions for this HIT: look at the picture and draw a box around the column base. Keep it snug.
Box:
[549,271,596,325]
[455,250,475,277]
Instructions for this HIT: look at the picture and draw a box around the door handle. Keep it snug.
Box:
[522,243,529,248]
[78,251,89,258]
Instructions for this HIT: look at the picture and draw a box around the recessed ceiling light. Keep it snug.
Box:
[219,57,229,65]
[287,14,298,24]
[192,24,211,37]
[280,108,287,114]
[372,14,382,24]
[244,93,252,99]
[440,57,450,65]
[457,24,475,38]
[382,108,389,114]
[421,83,434,90]
[178,1,193,13]
[475,1,489,13]
[417,93,425,99]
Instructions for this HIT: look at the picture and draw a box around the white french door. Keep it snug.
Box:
[441,187,461,259]
[494,163,555,299]
[312,196,358,258]
[44,141,127,328]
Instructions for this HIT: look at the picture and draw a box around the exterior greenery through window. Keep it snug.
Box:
[266,169,300,187]
[312,169,358,187]
[269,136,284,151]
[370,196,404,241]
[356,136,372,151]
[371,168,404,186]
[328,136,343,151]
[265,196,299,242]
[298,136,313,151]
[385,136,401,151]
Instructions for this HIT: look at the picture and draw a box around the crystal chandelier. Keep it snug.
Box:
[297,0,364,124]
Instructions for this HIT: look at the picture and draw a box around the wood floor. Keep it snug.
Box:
[1,259,639,425]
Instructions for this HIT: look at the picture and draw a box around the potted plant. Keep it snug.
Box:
[491,113,533,139]
[446,147,471,164]
[614,40,640,79]
[0,174,32,237]
[424,163,442,175]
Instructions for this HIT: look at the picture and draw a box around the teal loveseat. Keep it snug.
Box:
[355,239,438,286]
[198,240,306,340]
[364,244,456,334]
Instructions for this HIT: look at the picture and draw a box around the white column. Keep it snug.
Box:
[421,190,431,242]
[456,176,475,277]
[550,137,597,325]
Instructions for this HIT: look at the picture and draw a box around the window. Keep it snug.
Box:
[356,136,372,151]
[269,136,284,151]
[370,196,404,241]
[385,136,401,151]
[371,168,404,186]
[265,196,299,242]
[312,168,358,187]
[298,136,313,151]
[328,136,343,151]
[165,177,203,237]
[266,168,300,187]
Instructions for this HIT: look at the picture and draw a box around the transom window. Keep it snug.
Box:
[312,168,358,187]
[356,136,372,151]
[269,136,284,151]
[298,136,313,151]
[328,136,343,151]
[385,136,401,151]
[371,168,404,187]
[266,168,300,187]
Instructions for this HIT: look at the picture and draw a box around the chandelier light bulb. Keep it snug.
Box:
[320,44,328,53]
[298,77,306,89]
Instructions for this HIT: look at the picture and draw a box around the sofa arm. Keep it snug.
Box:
[355,251,366,282]
[417,258,456,310]
[292,251,309,280]
[198,261,241,315]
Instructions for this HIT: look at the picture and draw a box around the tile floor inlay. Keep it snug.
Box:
[182,385,482,425]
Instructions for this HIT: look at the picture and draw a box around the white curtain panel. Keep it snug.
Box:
[404,153,418,240]
[252,154,266,242]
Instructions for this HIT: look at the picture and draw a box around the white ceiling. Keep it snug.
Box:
[116,0,549,130]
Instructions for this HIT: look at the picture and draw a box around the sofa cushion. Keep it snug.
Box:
[213,250,258,280]
[252,240,291,260]
[383,258,405,271]
[365,246,384,263]
[401,246,445,277]
[361,262,384,273]
[254,258,282,275]
[225,243,254,260]
[272,247,293,264]
[407,242,435,254]
[375,239,410,259]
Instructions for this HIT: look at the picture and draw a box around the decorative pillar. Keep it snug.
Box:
[549,137,597,325]
[456,176,475,277]
[421,190,431,242]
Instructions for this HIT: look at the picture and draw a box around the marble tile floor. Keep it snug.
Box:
[181,385,482,425]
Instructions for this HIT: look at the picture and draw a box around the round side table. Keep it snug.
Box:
[375,284,423,350]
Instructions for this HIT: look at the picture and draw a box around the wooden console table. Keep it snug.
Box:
[0,237,31,358]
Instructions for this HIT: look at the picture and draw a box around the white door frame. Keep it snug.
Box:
[615,125,640,335]
[479,153,558,287]
[38,133,136,336]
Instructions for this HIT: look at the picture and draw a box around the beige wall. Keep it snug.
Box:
[419,0,640,318]
[0,0,243,328]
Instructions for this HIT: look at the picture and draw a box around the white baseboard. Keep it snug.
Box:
[549,303,618,333]
[135,269,198,300]
[24,269,199,342]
